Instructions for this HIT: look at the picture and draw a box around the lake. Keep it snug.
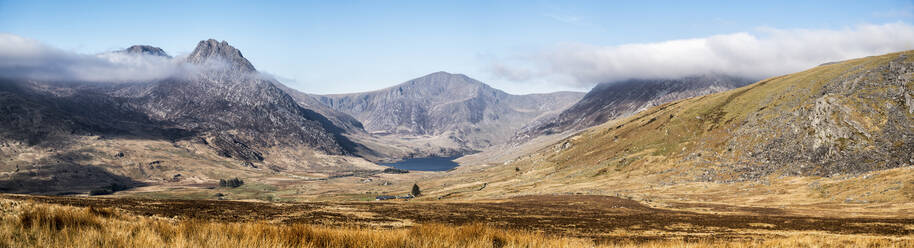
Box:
[380,156,461,171]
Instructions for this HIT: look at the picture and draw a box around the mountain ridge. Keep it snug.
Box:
[512,74,753,143]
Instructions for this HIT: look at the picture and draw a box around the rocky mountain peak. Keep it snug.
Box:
[314,72,584,158]
[187,39,256,72]
[122,45,170,57]
[426,71,462,78]
[413,71,475,84]
[393,71,488,95]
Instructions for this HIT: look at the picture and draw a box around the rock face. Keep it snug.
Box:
[513,74,752,142]
[721,53,914,179]
[313,72,584,154]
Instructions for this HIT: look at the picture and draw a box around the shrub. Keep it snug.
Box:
[382,168,409,174]
[219,178,244,188]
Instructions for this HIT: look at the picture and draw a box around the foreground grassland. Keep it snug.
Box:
[2,195,913,247]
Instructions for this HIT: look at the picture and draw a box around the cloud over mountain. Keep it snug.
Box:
[0,33,191,83]
[489,22,914,87]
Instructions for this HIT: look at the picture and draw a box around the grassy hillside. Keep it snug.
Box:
[547,50,913,179]
[426,50,914,206]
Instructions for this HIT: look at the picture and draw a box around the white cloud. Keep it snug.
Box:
[0,33,194,83]
[489,22,914,87]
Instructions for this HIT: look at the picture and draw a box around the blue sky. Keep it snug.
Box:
[1,0,913,94]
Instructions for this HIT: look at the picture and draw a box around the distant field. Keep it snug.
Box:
[2,194,913,247]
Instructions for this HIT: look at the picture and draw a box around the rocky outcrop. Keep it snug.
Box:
[208,133,264,162]
[723,54,914,179]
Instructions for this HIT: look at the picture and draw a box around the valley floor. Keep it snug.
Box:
[2,194,913,247]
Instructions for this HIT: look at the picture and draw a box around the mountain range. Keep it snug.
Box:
[0,39,582,193]
[3,37,910,205]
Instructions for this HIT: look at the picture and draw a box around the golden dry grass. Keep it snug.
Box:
[1,199,913,247]
[0,199,591,248]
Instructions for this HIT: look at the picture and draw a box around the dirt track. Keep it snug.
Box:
[3,194,913,242]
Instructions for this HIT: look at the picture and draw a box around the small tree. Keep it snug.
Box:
[411,183,421,196]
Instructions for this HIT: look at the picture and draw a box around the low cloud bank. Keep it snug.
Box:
[490,22,914,87]
[0,34,190,83]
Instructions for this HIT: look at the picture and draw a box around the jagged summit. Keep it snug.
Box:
[122,45,170,57]
[187,39,256,72]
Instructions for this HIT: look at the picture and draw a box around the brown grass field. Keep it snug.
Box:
[2,194,913,247]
